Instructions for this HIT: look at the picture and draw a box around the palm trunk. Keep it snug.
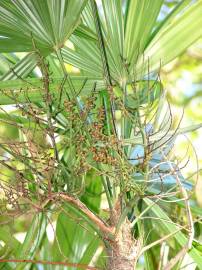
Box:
[106,219,141,270]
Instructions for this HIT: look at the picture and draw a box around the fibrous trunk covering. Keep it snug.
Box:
[106,209,141,270]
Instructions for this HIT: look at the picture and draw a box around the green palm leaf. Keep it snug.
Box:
[137,0,202,74]
[144,198,202,269]
[0,76,105,105]
[0,0,87,53]
[61,0,202,83]
[1,53,37,80]
[124,0,164,69]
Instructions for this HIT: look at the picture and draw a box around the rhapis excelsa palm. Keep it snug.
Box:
[0,1,202,270]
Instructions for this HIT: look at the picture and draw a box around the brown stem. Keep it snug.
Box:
[54,194,142,269]
[105,198,142,270]
[56,193,114,235]
[0,259,100,270]
[106,218,141,270]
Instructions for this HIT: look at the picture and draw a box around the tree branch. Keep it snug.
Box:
[56,192,114,236]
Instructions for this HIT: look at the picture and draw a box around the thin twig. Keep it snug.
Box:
[0,259,100,270]
[139,228,182,257]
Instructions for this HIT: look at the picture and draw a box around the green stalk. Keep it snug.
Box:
[91,0,117,137]
[115,198,136,234]
[55,49,76,97]
[101,175,113,211]
[90,0,112,86]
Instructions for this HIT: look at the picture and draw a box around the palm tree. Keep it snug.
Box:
[0,1,202,269]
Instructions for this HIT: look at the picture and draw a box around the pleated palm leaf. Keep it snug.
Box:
[0,1,202,270]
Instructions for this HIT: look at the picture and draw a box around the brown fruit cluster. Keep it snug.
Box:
[91,146,116,165]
